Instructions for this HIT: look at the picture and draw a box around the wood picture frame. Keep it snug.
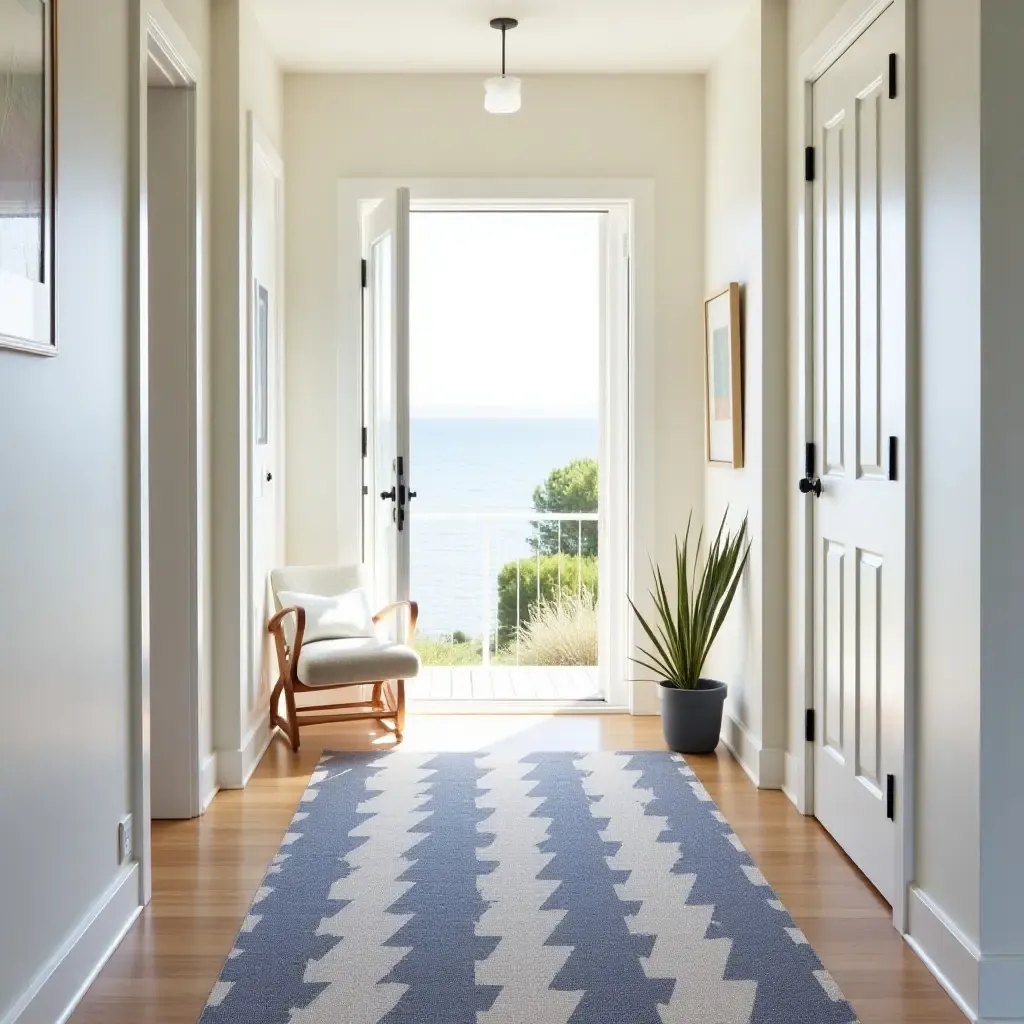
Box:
[704,282,744,468]
[0,0,57,356]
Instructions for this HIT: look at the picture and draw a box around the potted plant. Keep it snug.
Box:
[628,510,750,754]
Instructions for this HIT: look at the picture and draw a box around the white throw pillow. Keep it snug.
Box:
[277,588,375,645]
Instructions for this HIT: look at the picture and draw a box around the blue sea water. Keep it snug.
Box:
[409,418,598,637]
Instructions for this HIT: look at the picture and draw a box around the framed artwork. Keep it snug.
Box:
[0,0,56,355]
[254,282,269,445]
[704,283,744,468]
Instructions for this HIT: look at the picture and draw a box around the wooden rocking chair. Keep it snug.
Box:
[267,565,420,751]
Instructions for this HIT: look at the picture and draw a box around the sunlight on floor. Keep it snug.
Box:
[372,713,608,752]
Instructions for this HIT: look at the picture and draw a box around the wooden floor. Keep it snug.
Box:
[413,665,602,701]
[72,714,965,1024]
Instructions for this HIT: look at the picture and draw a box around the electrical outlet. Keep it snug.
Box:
[118,814,133,865]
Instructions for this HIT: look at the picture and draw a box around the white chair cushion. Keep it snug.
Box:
[297,637,421,688]
[278,588,374,645]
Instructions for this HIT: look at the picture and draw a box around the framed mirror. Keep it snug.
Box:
[0,0,56,355]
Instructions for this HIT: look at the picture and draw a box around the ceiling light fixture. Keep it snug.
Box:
[484,17,521,115]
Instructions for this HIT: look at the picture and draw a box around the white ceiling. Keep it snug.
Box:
[250,0,754,74]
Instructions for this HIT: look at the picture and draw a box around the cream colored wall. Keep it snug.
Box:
[0,0,136,1016]
[283,74,707,622]
[704,0,788,785]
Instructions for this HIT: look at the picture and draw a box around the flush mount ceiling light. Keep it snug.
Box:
[484,17,522,115]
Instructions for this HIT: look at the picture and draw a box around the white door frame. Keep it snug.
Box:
[129,0,205,905]
[245,114,286,761]
[339,178,656,714]
[797,0,917,932]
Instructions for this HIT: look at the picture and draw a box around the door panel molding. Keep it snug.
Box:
[797,0,915,933]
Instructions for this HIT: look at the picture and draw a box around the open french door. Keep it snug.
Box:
[363,188,412,620]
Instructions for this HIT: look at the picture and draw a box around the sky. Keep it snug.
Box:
[409,211,601,419]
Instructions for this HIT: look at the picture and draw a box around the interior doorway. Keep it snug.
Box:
[360,189,632,710]
[806,2,908,912]
[146,28,202,820]
[247,115,284,739]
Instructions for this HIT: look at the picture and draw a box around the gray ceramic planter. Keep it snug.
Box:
[659,678,728,754]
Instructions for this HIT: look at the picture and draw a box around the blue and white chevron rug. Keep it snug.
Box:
[200,750,859,1023]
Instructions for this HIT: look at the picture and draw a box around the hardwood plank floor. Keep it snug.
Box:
[72,714,965,1023]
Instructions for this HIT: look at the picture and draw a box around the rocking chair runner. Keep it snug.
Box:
[267,566,420,751]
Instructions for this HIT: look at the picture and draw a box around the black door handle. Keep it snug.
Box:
[266,472,273,483]
[798,475,822,498]
[380,487,396,502]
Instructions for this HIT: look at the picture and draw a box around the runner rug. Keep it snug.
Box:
[200,750,858,1023]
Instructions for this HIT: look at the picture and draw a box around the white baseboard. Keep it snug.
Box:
[200,752,219,811]
[217,715,271,790]
[978,952,1024,1022]
[783,751,809,813]
[2,864,141,1024]
[720,713,785,789]
[907,885,981,1021]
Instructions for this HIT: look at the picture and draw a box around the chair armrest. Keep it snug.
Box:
[268,605,306,653]
[373,600,419,640]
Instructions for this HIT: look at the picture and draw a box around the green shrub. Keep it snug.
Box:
[415,637,482,667]
[518,589,598,667]
[496,554,598,646]
[530,458,599,557]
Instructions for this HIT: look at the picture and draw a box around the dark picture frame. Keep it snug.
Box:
[704,282,744,468]
[0,0,56,355]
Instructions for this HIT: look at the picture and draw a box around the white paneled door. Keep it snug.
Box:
[364,189,412,617]
[809,5,906,907]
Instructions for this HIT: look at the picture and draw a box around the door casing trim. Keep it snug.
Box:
[340,177,654,714]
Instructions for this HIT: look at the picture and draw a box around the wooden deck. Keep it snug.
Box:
[410,665,602,702]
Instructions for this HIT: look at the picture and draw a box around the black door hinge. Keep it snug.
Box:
[888,436,898,481]
[888,53,898,99]
[361,258,367,288]
[805,708,816,743]
[361,426,367,457]
[805,146,816,183]
[804,441,817,479]
[886,774,896,820]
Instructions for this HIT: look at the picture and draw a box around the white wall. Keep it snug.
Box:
[210,0,283,779]
[977,0,1024,1015]
[915,0,982,954]
[284,75,706,654]
[704,0,788,787]
[0,0,137,1017]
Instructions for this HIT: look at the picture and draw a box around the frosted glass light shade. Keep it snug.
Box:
[484,75,522,114]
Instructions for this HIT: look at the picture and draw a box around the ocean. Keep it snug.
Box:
[409,417,598,638]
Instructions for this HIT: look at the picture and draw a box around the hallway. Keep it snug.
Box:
[72,716,964,1023]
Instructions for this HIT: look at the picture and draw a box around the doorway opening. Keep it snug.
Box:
[146,33,202,820]
[411,211,602,702]
[361,191,632,710]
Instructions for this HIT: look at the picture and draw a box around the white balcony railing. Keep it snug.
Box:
[412,510,599,667]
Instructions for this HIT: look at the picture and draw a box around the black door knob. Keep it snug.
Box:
[266,472,273,483]
[798,475,822,498]
[408,490,417,500]
[380,487,396,502]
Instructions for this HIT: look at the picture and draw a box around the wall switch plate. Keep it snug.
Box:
[118,814,133,865]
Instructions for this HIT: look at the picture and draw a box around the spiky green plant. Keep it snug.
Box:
[628,510,751,690]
